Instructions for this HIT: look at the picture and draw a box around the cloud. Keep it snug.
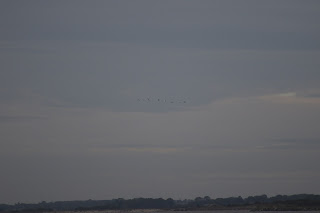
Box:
[277,92,296,97]
[258,91,320,104]
[0,115,47,123]
[2,1,320,50]
[192,170,320,182]
[1,39,320,113]
[89,146,190,154]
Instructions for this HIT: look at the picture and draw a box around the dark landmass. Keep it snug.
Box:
[1,194,320,212]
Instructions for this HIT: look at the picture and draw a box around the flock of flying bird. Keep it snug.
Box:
[137,98,187,104]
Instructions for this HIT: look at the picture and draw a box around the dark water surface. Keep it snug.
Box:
[157,211,319,213]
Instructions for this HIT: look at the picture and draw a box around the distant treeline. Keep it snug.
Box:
[1,194,320,212]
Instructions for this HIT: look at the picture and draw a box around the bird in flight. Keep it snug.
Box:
[137,97,187,104]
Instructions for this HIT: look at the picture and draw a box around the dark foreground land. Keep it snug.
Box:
[1,194,320,212]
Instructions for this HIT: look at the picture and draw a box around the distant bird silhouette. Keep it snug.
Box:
[137,97,187,104]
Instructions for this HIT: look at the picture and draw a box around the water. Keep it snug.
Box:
[151,211,319,213]
[68,210,319,213]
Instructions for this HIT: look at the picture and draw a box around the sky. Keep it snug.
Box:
[1,0,320,204]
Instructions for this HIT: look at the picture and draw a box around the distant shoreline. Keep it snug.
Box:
[1,194,320,212]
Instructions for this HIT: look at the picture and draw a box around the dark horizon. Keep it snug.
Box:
[2,193,320,209]
[1,193,319,206]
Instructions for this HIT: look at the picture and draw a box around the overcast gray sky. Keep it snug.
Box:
[1,0,320,204]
